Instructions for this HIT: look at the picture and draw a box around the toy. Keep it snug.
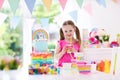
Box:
[110,41,119,48]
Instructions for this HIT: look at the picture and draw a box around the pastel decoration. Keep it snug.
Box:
[32,29,48,52]
[59,0,67,10]
[69,10,78,22]
[32,29,48,41]
[76,0,84,8]
[25,0,36,14]
[0,12,7,26]
[42,0,52,11]
[35,40,48,52]
[10,16,21,29]
[0,0,4,9]
[8,0,20,14]
[40,18,49,28]
[112,0,119,3]
[84,3,92,16]
[96,0,106,7]
[112,0,116,3]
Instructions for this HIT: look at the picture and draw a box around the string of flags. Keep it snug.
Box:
[0,0,120,29]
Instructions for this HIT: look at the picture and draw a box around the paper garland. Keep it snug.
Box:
[96,0,106,7]
[69,10,78,22]
[59,0,67,10]
[40,18,49,28]
[25,0,36,14]
[42,0,52,11]
[0,12,7,26]
[84,3,92,16]
[0,0,119,14]
[8,0,20,14]
[76,0,84,8]
[0,0,4,9]
[10,16,21,29]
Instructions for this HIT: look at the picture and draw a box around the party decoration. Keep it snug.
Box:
[25,0,36,14]
[40,18,49,28]
[59,0,67,10]
[0,0,4,9]
[32,28,49,52]
[84,3,92,16]
[96,0,106,7]
[0,12,7,26]
[112,0,119,3]
[110,41,119,48]
[113,0,116,3]
[69,10,78,22]
[76,0,84,8]
[10,16,21,29]
[42,0,52,11]
[8,0,20,14]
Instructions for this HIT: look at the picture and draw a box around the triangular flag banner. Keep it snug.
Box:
[40,18,49,28]
[42,0,52,11]
[10,16,21,29]
[59,0,67,10]
[112,0,119,3]
[25,0,36,14]
[76,0,84,8]
[0,0,4,9]
[84,3,92,16]
[8,0,20,14]
[69,10,78,22]
[112,0,116,3]
[96,0,106,7]
[0,12,7,26]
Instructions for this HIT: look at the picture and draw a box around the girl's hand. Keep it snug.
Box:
[61,46,68,54]
[67,46,77,53]
[71,47,77,52]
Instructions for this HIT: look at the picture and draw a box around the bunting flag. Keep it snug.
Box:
[25,0,36,14]
[84,3,92,16]
[10,16,21,29]
[59,0,67,10]
[96,0,106,7]
[0,0,4,9]
[112,0,117,3]
[69,10,78,22]
[40,18,49,28]
[8,0,20,14]
[76,0,84,8]
[112,0,119,3]
[42,0,52,11]
[0,12,7,26]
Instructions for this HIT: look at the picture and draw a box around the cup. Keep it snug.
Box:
[66,44,73,53]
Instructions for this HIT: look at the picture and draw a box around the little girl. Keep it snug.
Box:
[56,20,81,67]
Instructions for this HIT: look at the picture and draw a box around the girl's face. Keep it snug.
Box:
[62,25,75,39]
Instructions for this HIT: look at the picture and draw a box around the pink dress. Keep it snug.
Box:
[58,40,80,67]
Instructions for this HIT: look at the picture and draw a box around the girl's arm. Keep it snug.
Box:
[55,44,67,60]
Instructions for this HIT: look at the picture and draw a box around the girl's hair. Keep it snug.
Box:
[59,20,81,45]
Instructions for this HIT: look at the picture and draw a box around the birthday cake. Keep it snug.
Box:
[29,27,60,75]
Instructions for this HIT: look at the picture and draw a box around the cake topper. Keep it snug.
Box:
[32,28,49,52]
